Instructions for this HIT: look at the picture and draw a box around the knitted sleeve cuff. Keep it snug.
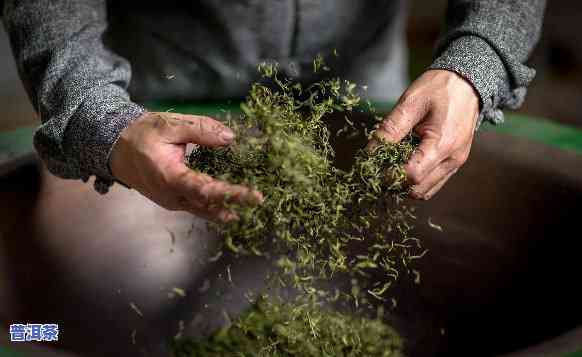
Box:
[429,35,533,127]
[70,95,145,194]
[34,85,145,194]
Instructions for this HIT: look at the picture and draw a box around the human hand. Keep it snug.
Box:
[110,112,263,222]
[369,69,480,200]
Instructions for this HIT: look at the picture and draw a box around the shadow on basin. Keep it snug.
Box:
[1,116,581,357]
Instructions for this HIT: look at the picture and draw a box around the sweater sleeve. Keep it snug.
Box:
[429,0,546,126]
[2,0,145,193]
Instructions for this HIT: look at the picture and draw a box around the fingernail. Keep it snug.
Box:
[220,129,235,142]
[254,191,265,204]
[221,211,239,223]
[409,189,422,200]
[366,141,378,152]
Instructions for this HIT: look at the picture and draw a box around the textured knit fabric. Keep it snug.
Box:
[429,0,546,126]
[2,1,146,193]
[2,0,545,193]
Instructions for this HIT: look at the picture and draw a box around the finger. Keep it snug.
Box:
[176,170,264,207]
[368,96,430,149]
[155,113,235,147]
[185,202,239,223]
[187,179,258,222]
[190,204,239,223]
[216,210,239,223]
[198,179,264,206]
[422,168,457,200]
[409,158,457,200]
[404,135,445,186]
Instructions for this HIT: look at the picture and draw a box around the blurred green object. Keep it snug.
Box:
[147,100,582,154]
[1,101,582,163]
[0,345,76,357]
[0,346,25,357]
[483,113,582,153]
[0,346,32,357]
[147,100,242,117]
[564,350,582,357]
[0,126,34,159]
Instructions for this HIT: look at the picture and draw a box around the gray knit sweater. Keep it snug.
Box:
[2,0,545,193]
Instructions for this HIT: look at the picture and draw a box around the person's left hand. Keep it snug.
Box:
[368,69,480,200]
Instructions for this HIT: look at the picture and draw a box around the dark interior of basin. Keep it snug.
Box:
[1,111,581,356]
[329,112,582,356]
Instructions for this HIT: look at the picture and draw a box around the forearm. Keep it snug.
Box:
[3,0,144,192]
[429,0,546,126]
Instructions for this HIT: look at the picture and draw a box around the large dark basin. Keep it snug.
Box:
[1,125,581,356]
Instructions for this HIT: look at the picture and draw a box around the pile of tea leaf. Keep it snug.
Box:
[173,296,403,357]
[178,59,424,355]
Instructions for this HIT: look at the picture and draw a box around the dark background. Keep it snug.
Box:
[0,1,581,132]
[407,0,582,129]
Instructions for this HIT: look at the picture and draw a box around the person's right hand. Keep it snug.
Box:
[109,112,263,222]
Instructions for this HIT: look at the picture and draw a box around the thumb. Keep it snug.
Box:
[160,113,235,147]
[372,96,429,145]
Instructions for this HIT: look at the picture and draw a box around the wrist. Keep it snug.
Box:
[444,69,480,113]
[109,112,148,187]
[424,69,479,107]
[108,131,130,187]
[428,35,509,125]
